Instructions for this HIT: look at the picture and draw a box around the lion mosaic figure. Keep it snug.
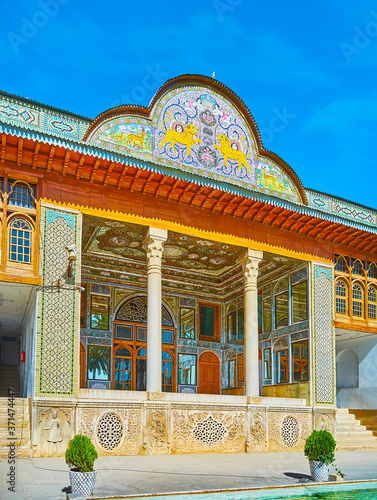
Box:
[215,134,250,173]
[160,123,201,156]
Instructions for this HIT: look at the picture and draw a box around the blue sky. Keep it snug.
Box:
[1,0,376,208]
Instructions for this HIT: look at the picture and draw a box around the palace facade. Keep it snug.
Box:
[1,75,376,458]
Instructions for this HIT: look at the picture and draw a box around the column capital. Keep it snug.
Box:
[142,227,168,270]
[238,248,263,289]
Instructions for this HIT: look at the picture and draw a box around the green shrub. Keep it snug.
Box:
[304,429,336,464]
[65,434,98,472]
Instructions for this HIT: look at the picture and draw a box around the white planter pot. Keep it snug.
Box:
[309,461,330,482]
[69,469,97,496]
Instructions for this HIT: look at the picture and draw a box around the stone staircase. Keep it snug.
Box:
[336,408,377,450]
[0,397,32,458]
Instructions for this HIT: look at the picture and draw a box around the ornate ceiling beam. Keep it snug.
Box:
[1,133,6,163]
[211,191,229,213]
[178,181,194,203]
[189,185,205,207]
[76,154,87,180]
[89,158,101,183]
[129,168,143,192]
[142,171,156,195]
[62,150,71,176]
[103,161,115,186]
[17,137,23,167]
[32,142,41,169]
[154,174,168,197]
[46,145,56,172]
[220,194,239,215]
[117,164,129,189]
[167,178,181,201]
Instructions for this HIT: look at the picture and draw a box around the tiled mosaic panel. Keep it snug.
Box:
[0,95,89,140]
[89,85,301,204]
[313,265,334,404]
[307,190,377,227]
[37,207,81,396]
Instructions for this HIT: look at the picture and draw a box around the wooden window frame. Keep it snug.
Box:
[199,301,220,341]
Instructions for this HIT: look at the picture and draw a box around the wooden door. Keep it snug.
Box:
[198,351,220,394]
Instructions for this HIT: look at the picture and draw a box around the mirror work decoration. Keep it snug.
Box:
[87,85,302,204]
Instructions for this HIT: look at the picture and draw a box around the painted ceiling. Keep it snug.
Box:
[86,82,303,205]
[82,215,305,299]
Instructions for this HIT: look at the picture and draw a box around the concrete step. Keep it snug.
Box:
[336,413,356,420]
[0,436,30,447]
[336,423,367,432]
[0,445,31,458]
[337,429,373,438]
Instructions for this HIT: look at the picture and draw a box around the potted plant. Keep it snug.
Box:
[304,429,336,482]
[65,434,98,496]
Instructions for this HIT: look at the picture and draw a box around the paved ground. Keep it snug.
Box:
[1,451,377,500]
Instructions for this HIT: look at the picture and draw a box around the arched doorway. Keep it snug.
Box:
[198,351,220,394]
[113,296,176,391]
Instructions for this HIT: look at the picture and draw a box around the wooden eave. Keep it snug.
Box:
[1,132,377,257]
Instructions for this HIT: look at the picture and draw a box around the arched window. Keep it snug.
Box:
[334,256,347,273]
[352,283,364,317]
[368,285,377,320]
[162,351,173,392]
[114,347,132,390]
[335,279,348,315]
[352,259,364,276]
[8,181,35,209]
[8,217,33,264]
[368,263,377,279]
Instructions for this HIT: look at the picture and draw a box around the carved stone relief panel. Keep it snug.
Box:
[248,411,267,452]
[172,408,245,453]
[37,407,72,457]
[268,411,311,452]
[76,405,142,456]
[145,408,168,455]
[314,412,335,434]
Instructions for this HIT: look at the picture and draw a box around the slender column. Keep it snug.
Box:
[142,227,167,393]
[238,248,263,397]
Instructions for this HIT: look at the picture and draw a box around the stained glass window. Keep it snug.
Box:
[178,354,197,385]
[292,281,307,323]
[276,349,289,383]
[275,291,289,328]
[8,182,35,209]
[114,347,131,390]
[91,295,109,330]
[263,296,272,332]
[88,346,110,381]
[352,260,364,276]
[334,256,347,273]
[368,263,377,279]
[335,279,348,315]
[8,217,33,264]
[292,341,308,382]
[352,283,364,317]
[368,285,377,319]
[162,351,173,392]
[180,307,195,339]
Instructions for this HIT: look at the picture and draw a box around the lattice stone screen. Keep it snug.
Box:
[312,264,335,405]
[35,206,81,397]
[97,412,123,450]
[281,416,299,447]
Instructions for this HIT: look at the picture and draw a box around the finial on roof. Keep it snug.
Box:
[212,71,216,79]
